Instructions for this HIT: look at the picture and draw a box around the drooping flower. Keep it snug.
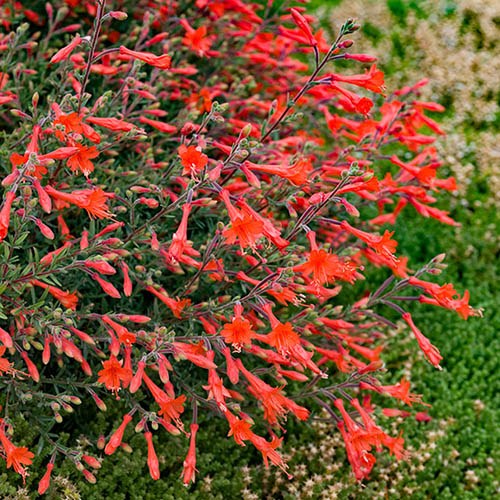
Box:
[37,462,54,494]
[144,432,160,480]
[105,413,133,455]
[0,192,17,243]
[181,423,199,485]
[236,359,309,425]
[402,312,442,369]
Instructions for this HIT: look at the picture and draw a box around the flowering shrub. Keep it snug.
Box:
[0,0,481,493]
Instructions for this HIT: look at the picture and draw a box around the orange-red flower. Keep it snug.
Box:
[105,414,133,455]
[293,230,357,285]
[31,279,78,310]
[182,423,199,485]
[0,191,16,243]
[0,346,13,375]
[50,34,82,63]
[0,429,34,481]
[178,144,208,176]
[220,303,257,351]
[144,431,160,480]
[66,143,99,176]
[119,46,171,69]
[45,185,113,219]
[97,356,132,395]
[245,158,313,186]
[341,220,398,262]
[220,189,264,250]
[402,312,442,369]
[328,64,385,94]
[180,19,213,56]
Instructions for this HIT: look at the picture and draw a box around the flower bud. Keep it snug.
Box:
[109,11,128,20]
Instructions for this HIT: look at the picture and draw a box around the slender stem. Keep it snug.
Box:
[77,0,106,114]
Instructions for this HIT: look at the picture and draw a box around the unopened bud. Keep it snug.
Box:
[97,435,106,449]
[241,123,252,138]
[339,40,354,49]
[109,11,128,20]
[120,442,133,453]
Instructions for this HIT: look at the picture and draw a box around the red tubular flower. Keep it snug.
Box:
[345,53,378,63]
[237,358,310,425]
[83,259,116,275]
[38,462,54,494]
[129,360,146,393]
[144,431,160,480]
[119,46,171,69]
[139,116,177,133]
[224,410,255,446]
[45,185,113,219]
[0,192,16,243]
[0,427,35,481]
[20,351,39,382]
[32,180,52,213]
[120,261,133,296]
[203,352,231,411]
[93,273,121,298]
[85,116,134,132]
[221,347,239,384]
[328,64,386,94]
[142,372,186,428]
[82,455,101,469]
[341,220,398,262]
[360,378,425,407]
[245,158,313,186]
[182,423,199,485]
[31,279,78,310]
[105,414,133,455]
[145,285,191,318]
[162,203,200,268]
[402,312,442,369]
[293,230,357,285]
[0,327,13,348]
[248,434,291,478]
[290,8,317,47]
[50,34,82,63]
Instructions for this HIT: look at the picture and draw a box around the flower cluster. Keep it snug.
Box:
[0,0,480,492]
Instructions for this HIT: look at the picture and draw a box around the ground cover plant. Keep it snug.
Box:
[0,0,485,496]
